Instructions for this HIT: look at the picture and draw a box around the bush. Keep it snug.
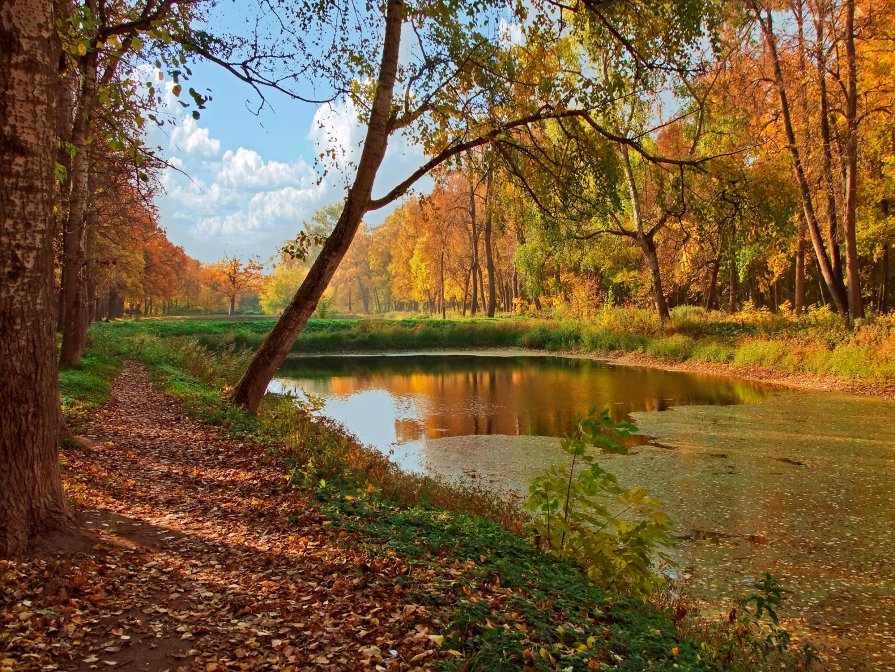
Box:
[598,306,661,335]
[525,408,670,598]
[646,334,696,361]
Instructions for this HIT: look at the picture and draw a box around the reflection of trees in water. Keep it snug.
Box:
[275,355,769,441]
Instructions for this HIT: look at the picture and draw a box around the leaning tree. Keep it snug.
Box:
[193,0,714,411]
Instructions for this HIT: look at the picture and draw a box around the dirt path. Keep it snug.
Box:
[1,362,441,671]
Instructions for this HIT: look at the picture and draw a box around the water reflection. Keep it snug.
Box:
[268,352,895,668]
[270,352,768,470]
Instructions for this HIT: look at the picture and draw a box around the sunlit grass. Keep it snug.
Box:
[91,303,895,385]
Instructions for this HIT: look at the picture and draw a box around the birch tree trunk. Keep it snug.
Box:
[0,0,73,556]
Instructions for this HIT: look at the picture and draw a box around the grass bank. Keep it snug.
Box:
[99,305,895,393]
[54,322,818,670]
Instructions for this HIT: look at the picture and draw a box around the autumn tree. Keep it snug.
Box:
[1,0,72,555]
[202,254,266,315]
[56,0,206,365]
[223,0,713,410]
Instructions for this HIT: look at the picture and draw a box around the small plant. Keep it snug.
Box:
[737,573,804,660]
[525,407,671,598]
[683,573,817,670]
[314,296,333,319]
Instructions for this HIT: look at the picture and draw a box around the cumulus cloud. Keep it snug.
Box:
[195,185,323,236]
[308,98,365,179]
[155,84,430,259]
[218,147,314,190]
[170,116,221,158]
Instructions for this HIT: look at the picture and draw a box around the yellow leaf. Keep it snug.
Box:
[77,43,87,56]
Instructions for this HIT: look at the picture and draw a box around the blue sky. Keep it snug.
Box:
[151,53,424,263]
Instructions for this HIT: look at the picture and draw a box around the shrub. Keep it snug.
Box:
[599,306,661,335]
[525,408,670,598]
[646,334,696,361]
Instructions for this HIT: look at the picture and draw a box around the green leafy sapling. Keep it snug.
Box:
[526,407,671,597]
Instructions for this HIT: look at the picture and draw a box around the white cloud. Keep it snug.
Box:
[218,147,314,190]
[248,185,323,221]
[156,85,430,260]
[170,116,221,158]
[308,98,365,178]
[195,185,324,237]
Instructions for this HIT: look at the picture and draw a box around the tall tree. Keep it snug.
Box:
[227,0,713,410]
[1,0,73,556]
[57,0,201,365]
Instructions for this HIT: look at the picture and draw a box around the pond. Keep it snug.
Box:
[270,351,895,671]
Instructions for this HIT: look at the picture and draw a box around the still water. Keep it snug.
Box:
[270,352,895,670]
[270,351,768,471]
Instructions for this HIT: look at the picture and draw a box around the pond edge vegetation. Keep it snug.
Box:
[57,321,818,670]
[94,306,895,397]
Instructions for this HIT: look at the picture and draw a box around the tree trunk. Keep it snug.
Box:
[842,0,863,319]
[468,178,479,316]
[795,219,806,314]
[756,7,849,318]
[728,223,738,313]
[1,0,72,556]
[59,50,97,366]
[881,244,890,313]
[619,144,669,320]
[640,234,670,320]
[440,249,446,320]
[228,293,236,315]
[704,257,720,311]
[231,0,405,412]
[813,10,845,289]
[483,171,497,317]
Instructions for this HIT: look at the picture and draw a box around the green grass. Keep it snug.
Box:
[59,350,122,427]
[61,322,817,671]
[87,306,895,387]
[324,495,709,671]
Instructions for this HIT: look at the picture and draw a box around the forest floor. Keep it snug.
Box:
[5,360,721,672]
[2,363,449,671]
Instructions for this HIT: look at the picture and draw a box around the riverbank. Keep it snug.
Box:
[27,323,817,670]
[102,308,895,398]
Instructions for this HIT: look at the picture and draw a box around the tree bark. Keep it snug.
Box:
[231,0,405,411]
[704,257,720,311]
[881,244,890,313]
[728,224,738,313]
[754,5,849,317]
[59,44,97,366]
[1,0,73,556]
[813,9,845,287]
[640,234,670,320]
[842,0,863,319]
[795,218,806,314]
[483,170,497,317]
[620,144,670,320]
[468,177,480,315]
